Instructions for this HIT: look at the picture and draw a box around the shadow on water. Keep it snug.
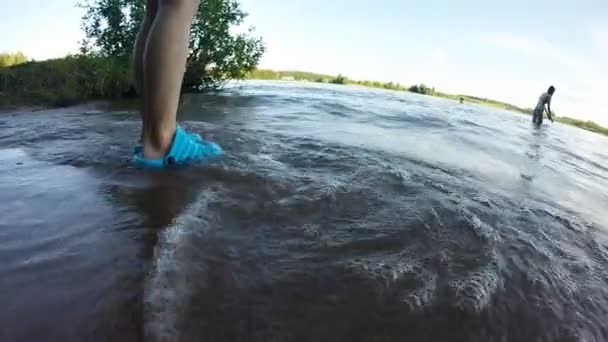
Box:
[96,167,221,341]
[520,125,548,181]
[0,138,214,341]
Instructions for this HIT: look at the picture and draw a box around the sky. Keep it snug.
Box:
[1,0,607,124]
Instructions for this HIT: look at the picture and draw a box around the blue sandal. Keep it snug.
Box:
[133,125,223,169]
[133,132,203,155]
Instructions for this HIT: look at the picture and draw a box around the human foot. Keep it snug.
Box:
[134,131,203,154]
[133,125,223,169]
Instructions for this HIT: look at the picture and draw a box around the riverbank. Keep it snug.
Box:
[247,69,608,136]
[0,55,132,108]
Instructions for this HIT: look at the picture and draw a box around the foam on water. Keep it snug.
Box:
[144,190,216,341]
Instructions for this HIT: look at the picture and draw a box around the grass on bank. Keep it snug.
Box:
[0,55,132,108]
[1,58,606,137]
[557,117,608,135]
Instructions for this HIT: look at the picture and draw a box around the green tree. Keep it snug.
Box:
[79,0,144,57]
[0,52,28,68]
[79,0,265,89]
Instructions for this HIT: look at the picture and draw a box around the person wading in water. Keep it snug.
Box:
[532,86,556,126]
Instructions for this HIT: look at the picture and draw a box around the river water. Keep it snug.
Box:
[1,81,608,342]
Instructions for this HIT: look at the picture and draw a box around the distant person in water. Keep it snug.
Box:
[532,86,555,125]
[460,97,464,104]
[131,0,222,169]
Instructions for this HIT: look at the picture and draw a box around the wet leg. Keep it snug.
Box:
[133,0,159,142]
[141,0,199,159]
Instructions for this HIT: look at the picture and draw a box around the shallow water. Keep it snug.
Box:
[1,81,608,342]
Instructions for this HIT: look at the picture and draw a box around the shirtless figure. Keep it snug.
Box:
[532,86,555,125]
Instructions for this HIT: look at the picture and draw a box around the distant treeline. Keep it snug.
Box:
[246,68,608,137]
[246,69,436,94]
[246,70,332,82]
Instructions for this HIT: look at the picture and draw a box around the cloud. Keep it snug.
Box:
[476,33,585,70]
[430,48,449,67]
[593,30,608,53]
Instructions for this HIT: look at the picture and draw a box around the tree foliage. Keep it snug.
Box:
[408,83,435,95]
[79,0,144,58]
[352,79,405,91]
[79,0,265,89]
[0,52,28,68]
[330,74,347,85]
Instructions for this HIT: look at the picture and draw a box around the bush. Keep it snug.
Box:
[330,74,347,85]
[0,55,131,107]
[408,83,435,95]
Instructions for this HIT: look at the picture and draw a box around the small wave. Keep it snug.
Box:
[448,255,500,314]
[402,273,438,313]
[461,209,502,243]
[144,190,216,342]
[456,118,497,132]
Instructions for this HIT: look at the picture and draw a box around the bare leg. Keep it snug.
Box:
[141,0,199,159]
[133,0,159,142]
[133,0,159,97]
